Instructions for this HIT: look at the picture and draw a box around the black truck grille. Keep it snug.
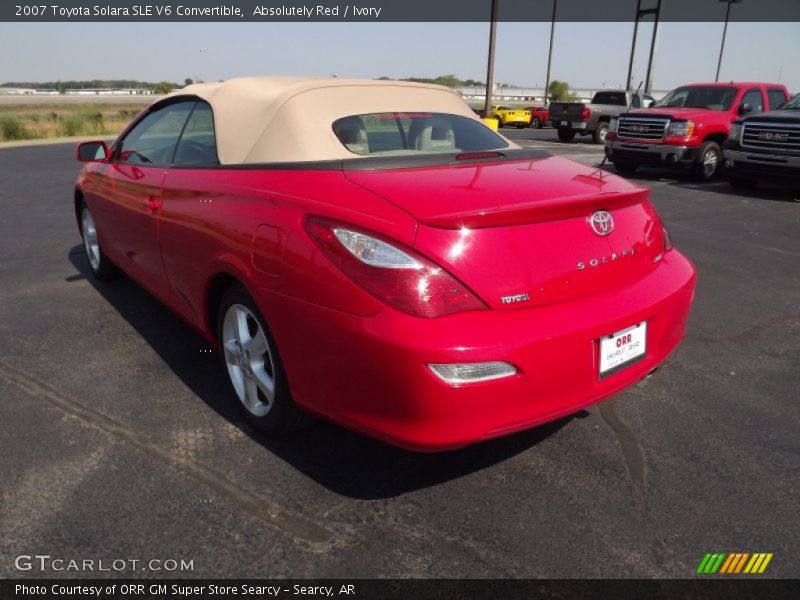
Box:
[617,117,669,141]
[741,122,800,151]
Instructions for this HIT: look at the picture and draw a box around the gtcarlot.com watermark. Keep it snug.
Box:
[15,554,194,572]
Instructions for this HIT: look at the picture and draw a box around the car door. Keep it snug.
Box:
[740,88,765,116]
[767,88,789,111]
[159,101,224,326]
[103,100,196,301]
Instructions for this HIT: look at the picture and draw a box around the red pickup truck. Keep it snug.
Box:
[605,82,790,181]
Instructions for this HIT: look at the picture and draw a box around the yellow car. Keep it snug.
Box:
[490,105,531,129]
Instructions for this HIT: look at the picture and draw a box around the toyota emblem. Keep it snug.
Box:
[588,210,614,236]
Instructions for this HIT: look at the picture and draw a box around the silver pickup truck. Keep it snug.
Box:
[549,90,655,144]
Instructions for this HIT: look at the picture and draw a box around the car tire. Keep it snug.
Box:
[557,128,576,142]
[217,284,312,435]
[79,201,119,280]
[612,161,638,175]
[728,176,758,190]
[593,122,609,144]
[495,118,503,129]
[693,141,722,182]
[530,117,541,129]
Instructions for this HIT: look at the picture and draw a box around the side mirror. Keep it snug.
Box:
[738,102,752,116]
[76,141,109,162]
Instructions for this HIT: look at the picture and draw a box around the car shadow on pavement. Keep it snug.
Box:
[67,246,573,499]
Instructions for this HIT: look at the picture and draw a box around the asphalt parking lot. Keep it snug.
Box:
[1,133,798,579]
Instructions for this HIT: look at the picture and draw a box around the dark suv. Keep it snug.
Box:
[724,93,800,188]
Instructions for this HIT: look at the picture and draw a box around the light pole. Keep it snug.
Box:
[626,0,661,92]
[716,0,743,82]
[543,0,557,105]
[482,0,499,117]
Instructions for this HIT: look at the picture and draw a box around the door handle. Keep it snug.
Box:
[144,195,162,216]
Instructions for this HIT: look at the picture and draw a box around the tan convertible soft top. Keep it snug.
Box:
[169,77,509,164]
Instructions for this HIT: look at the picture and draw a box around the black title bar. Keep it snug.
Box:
[3,579,800,600]
[3,0,800,22]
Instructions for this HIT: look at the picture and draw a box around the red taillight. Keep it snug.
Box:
[581,106,591,121]
[304,217,487,318]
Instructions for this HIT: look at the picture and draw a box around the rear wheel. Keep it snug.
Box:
[613,161,638,175]
[530,117,541,129]
[693,141,722,182]
[557,128,576,142]
[493,116,503,129]
[217,285,311,434]
[79,202,118,280]
[593,122,609,144]
[729,176,758,190]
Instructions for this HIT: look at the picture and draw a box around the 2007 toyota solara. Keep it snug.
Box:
[73,77,696,451]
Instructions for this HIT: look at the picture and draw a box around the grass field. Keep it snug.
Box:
[0,101,152,142]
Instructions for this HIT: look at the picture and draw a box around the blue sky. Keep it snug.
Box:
[0,21,797,91]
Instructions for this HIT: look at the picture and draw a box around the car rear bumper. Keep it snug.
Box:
[605,142,697,167]
[551,120,588,130]
[260,251,696,452]
[724,149,800,182]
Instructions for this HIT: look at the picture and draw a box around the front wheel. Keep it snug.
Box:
[693,141,722,182]
[79,202,119,280]
[217,285,311,434]
[557,128,576,142]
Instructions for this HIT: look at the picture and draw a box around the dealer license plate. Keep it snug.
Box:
[599,322,647,377]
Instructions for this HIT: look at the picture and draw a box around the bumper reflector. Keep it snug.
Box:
[428,361,517,384]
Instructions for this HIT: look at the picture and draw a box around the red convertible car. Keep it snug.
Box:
[74,77,695,451]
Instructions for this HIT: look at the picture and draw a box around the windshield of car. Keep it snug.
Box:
[653,86,738,111]
[332,113,509,156]
[781,94,800,109]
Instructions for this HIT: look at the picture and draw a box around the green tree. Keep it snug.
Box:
[153,81,173,94]
[548,80,572,102]
[184,78,194,86]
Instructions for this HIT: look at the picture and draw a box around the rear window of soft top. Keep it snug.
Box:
[332,112,509,157]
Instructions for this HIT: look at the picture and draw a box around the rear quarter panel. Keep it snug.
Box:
[157,168,418,336]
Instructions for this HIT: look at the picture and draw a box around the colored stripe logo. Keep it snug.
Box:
[696,552,773,574]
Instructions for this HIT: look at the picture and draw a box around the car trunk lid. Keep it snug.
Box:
[344,156,666,308]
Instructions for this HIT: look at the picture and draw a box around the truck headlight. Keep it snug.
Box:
[609,117,619,134]
[728,123,743,142]
[668,120,694,138]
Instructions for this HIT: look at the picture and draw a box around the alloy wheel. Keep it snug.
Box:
[81,208,101,270]
[703,148,719,179]
[221,304,276,417]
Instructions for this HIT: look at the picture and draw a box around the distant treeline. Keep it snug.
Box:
[377,75,487,88]
[3,76,491,90]
[1,80,179,89]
